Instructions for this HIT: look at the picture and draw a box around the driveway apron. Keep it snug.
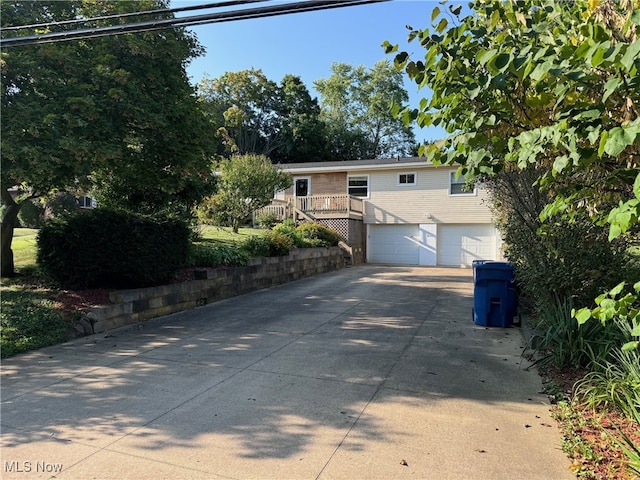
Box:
[1,265,573,480]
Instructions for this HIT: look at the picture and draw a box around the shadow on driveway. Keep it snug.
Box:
[1,265,571,480]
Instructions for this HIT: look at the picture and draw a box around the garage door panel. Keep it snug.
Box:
[368,225,419,265]
[437,224,497,267]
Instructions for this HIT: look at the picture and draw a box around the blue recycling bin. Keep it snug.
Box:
[473,261,516,327]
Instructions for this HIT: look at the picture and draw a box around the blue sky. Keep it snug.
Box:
[175,0,448,144]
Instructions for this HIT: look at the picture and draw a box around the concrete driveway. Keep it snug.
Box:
[1,266,572,480]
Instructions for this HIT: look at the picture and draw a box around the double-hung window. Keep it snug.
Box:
[449,171,475,195]
[347,175,369,198]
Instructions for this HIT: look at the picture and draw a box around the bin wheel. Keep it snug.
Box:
[471,307,474,323]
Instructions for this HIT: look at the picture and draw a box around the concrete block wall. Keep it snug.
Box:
[83,247,345,334]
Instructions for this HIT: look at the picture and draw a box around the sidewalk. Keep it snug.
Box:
[1,266,573,479]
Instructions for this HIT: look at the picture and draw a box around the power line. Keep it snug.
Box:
[1,0,267,31]
[0,0,389,48]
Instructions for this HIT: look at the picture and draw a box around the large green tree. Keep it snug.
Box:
[198,69,282,156]
[314,60,417,159]
[197,69,328,163]
[388,0,639,234]
[1,0,216,276]
[197,154,291,233]
[271,74,329,163]
[387,0,639,341]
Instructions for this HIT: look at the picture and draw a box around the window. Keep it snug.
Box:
[449,171,475,195]
[294,177,310,197]
[348,175,369,197]
[398,173,416,186]
[77,196,96,208]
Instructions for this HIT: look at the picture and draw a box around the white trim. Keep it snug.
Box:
[281,157,433,174]
[293,176,311,197]
[449,171,476,196]
[347,174,370,198]
[285,162,430,174]
[397,172,417,186]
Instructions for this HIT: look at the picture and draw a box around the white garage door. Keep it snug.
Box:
[437,224,498,267]
[368,224,420,265]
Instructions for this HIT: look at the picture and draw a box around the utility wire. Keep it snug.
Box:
[0,0,389,48]
[1,0,267,31]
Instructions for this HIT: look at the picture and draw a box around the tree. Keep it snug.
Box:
[198,154,291,233]
[270,74,329,163]
[387,0,639,342]
[198,69,282,156]
[1,0,216,276]
[314,60,417,159]
[197,70,328,163]
[388,0,639,235]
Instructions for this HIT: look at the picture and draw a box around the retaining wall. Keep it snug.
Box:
[80,247,345,334]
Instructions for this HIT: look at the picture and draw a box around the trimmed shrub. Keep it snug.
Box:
[241,235,273,258]
[296,222,342,247]
[271,219,303,246]
[37,209,190,289]
[264,231,294,256]
[241,232,293,257]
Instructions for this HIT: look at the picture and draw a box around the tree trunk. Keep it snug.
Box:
[1,189,21,277]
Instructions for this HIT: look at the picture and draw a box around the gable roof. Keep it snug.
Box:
[277,157,437,174]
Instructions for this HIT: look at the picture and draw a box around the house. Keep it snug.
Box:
[257,157,502,267]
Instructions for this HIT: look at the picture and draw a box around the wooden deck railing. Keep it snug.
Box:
[254,194,363,223]
[252,200,291,225]
[295,194,362,215]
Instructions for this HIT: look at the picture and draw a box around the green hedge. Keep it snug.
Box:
[37,209,190,289]
[296,222,341,247]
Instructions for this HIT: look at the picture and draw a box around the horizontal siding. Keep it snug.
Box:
[284,172,346,199]
[362,167,493,224]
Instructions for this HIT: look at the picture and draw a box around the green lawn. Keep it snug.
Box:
[198,225,264,246]
[12,228,38,270]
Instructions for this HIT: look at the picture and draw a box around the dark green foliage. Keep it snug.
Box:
[37,209,189,289]
[241,235,274,258]
[1,287,69,358]
[264,231,295,256]
[529,299,626,369]
[45,193,81,218]
[17,199,44,228]
[271,220,303,247]
[487,168,629,312]
[1,0,215,276]
[187,243,249,267]
[241,232,293,257]
[254,211,281,229]
[296,222,342,247]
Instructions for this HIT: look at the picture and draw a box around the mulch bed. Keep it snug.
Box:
[542,365,640,479]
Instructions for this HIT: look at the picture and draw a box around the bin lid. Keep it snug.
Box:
[474,261,514,270]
